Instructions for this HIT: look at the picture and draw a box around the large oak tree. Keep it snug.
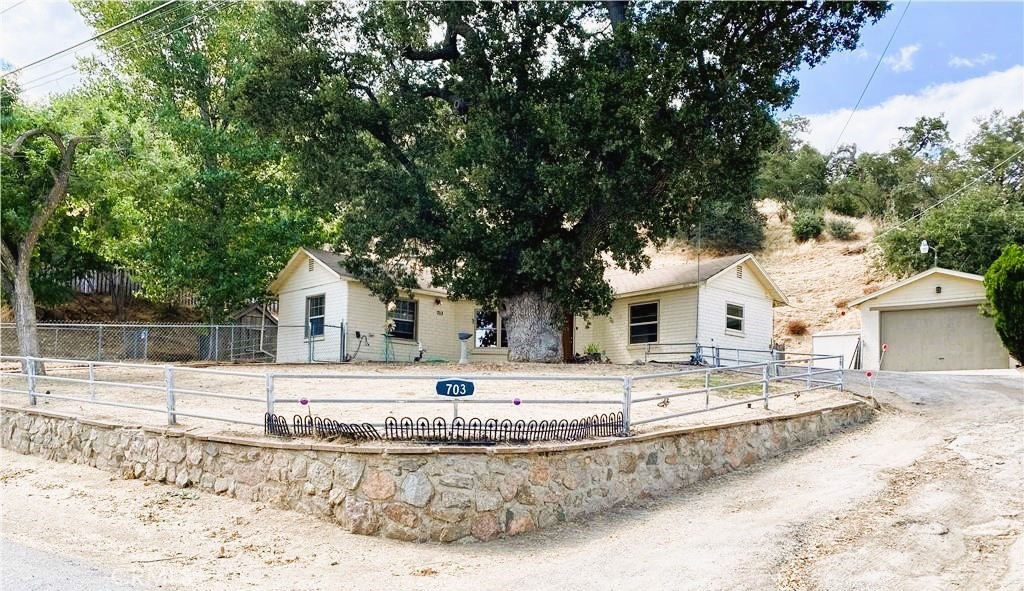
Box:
[236,1,888,361]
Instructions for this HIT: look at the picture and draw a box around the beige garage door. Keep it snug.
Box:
[880,306,1008,371]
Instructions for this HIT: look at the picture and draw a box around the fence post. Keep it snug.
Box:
[26,357,37,406]
[805,360,812,390]
[838,360,845,393]
[620,377,632,435]
[307,322,314,363]
[97,325,103,360]
[214,325,220,361]
[714,346,720,367]
[762,363,770,410]
[704,368,711,410]
[165,365,177,426]
[89,362,96,400]
[265,372,275,416]
[142,329,149,361]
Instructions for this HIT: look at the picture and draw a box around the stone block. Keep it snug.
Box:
[398,472,434,508]
[361,470,396,500]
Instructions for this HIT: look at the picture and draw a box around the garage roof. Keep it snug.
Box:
[848,267,984,308]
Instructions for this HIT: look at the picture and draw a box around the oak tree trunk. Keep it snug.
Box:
[500,291,563,363]
[11,262,43,374]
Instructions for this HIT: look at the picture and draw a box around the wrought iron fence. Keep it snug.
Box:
[0,323,277,363]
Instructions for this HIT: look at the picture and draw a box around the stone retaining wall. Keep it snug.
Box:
[1,401,872,542]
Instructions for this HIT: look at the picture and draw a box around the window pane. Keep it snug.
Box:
[630,323,658,344]
[630,303,658,324]
[475,310,499,347]
[726,303,743,318]
[309,317,325,337]
[726,316,742,331]
[390,300,416,339]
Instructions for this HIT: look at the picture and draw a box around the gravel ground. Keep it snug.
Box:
[1,370,1020,590]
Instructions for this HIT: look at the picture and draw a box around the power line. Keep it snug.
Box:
[15,2,195,88]
[20,1,230,94]
[826,0,912,157]
[0,0,27,16]
[873,145,1024,240]
[18,2,213,93]
[1,0,179,79]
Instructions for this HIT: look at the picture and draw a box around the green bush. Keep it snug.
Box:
[827,218,857,241]
[825,191,864,217]
[984,244,1024,364]
[791,210,824,242]
[791,193,825,212]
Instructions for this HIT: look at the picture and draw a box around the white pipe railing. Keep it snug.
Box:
[0,352,846,435]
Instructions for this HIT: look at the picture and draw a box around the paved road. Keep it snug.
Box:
[0,370,1020,590]
[1,539,152,591]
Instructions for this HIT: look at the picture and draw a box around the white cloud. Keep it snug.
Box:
[883,44,920,72]
[948,53,996,68]
[800,66,1024,153]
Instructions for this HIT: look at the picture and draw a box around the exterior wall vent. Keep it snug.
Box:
[935,285,941,294]
[736,265,743,279]
[308,257,315,272]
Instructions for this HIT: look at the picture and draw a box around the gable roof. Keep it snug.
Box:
[268,247,350,293]
[848,267,984,308]
[605,254,788,304]
[271,248,787,304]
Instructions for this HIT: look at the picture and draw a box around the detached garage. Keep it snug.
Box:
[849,268,1012,371]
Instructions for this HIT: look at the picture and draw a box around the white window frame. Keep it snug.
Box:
[725,302,744,335]
[305,294,326,341]
[628,301,659,345]
[388,299,417,341]
[473,309,509,349]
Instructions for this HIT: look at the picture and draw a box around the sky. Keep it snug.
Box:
[1,0,1022,155]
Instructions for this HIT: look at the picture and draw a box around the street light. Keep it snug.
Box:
[919,239,938,267]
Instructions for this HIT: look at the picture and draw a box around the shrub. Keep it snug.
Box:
[791,210,824,242]
[834,299,849,309]
[827,218,857,241]
[983,244,1024,363]
[786,319,809,336]
[825,192,863,217]
[791,193,825,212]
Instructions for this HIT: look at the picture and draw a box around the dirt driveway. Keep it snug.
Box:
[1,370,1021,590]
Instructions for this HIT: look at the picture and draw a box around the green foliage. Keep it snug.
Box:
[756,117,828,210]
[684,200,766,253]
[984,244,1024,363]
[71,1,328,318]
[826,218,857,241]
[875,188,1024,276]
[792,210,825,242]
[584,343,602,356]
[236,2,886,320]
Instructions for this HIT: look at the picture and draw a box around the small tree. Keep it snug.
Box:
[983,244,1024,363]
[1,129,93,373]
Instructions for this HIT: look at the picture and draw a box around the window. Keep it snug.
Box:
[474,310,508,348]
[726,303,744,333]
[388,299,417,340]
[305,295,325,339]
[629,302,658,344]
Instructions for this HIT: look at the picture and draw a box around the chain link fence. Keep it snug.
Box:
[0,323,277,363]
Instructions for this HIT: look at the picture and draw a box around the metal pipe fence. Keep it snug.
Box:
[0,351,845,442]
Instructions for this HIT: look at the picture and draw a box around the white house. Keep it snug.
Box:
[848,267,1013,371]
[269,247,788,364]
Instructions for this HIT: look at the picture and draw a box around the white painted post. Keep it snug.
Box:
[805,360,812,390]
[89,363,96,400]
[620,377,632,435]
[26,357,37,406]
[265,373,275,416]
[453,400,459,422]
[165,365,176,425]
[838,359,845,392]
[762,363,770,409]
[704,368,711,410]
[307,322,314,363]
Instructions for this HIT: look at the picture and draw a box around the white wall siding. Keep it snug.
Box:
[574,287,698,364]
[697,260,775,357]
[275,263,348,363]
[345,283,466,362]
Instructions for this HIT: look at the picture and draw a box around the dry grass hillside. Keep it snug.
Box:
[651,200,892,353]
